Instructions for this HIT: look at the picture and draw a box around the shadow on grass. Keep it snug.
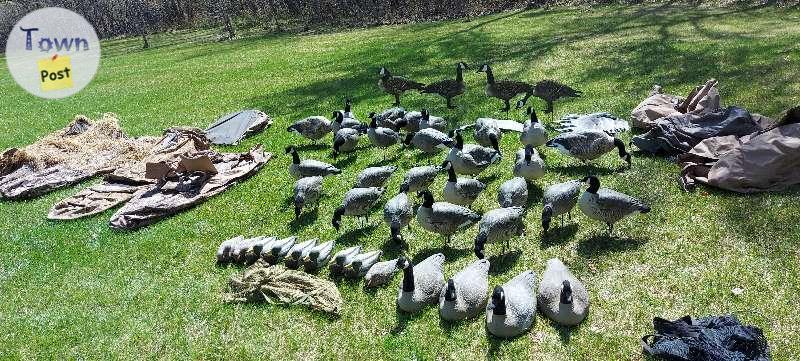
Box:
[488,250,522,275]
[412,245,472,264]
[295,142,330,152]
[289,207,319,232]
[336,224,379,245]
[541,223,579,248]
[390,308,424,335]
[577,234,647,258]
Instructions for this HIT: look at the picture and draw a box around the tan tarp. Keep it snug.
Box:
[631,79,721,130]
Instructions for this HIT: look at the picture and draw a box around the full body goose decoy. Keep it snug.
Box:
[446,129,502,176]
[396,254,446,313]
[329,245,361,274]
[545,130,631,168]
[332,127,362,158]
[383,184,413,243]
[367,113,401,160]
[538,258,589,326]
[476,63,533,113]
[485,270,537,339]
[578,176,650,234]
[416,190,481,244]
[403,128,454,157]
[285,238,317,269]
[354,165,396,188]
[439,259,490,321]
[344,250,382,278]
[497,177,528,208]
[442,160,486,208]
[332,187,386,231]
[513,144,545,181]
[364,258,400,288]
[541,179,582,234]
[378,67,425,106]
[331,110,366,134]
[421,62,469,109]
[401,165,440,193]
[287,115,332,143]
[293,176,323,218]
[303,240,335,271]
[517,79,582,117]
[474,206,526,259]
[286,146,341,179]
[520,107,547,148]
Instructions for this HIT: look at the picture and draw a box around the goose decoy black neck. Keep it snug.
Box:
[345,98,352,113]
[285,146,300,164]
[489,286,506,315]
[422,109,430,120]
[294,203,302,218]
[368,113,377,128]
[398,257,414,292]
[417,190,435,208]
[332,137,345,158]
[444,279,457,302]
[527,106,539,123]
[489,133,500,152]
[560,280,573,304]
[399,182,410,194]
[582,176,600,194]
[446,162,457,182]
[474,233,487,259]
[454,130,464,150]
[402,132,414,146]
[333,110,344,124]
[542,204,554,234]
[613,138,632,167]
[332,206,345,230]
[524,144,533,164]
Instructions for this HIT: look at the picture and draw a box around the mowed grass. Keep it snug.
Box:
[1,4,800,360]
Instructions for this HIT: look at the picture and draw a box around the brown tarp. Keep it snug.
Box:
[631,79,721,130]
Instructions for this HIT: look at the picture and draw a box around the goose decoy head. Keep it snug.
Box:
[613,138,632,167]
[453,129,464,149]
[332,206,345,231]
[524,144,534,164]
[304,249,319,263]
[474,233,487,259]
[488,286,506,315]
[560,280,573,304]
[333,110,344,123]
[515,99,526,109]
[421,108,430,120]
[399,182,410,194]
[284,145,296,154]
[378,67,389,77]
[444,279,457,302]
[390,225,402,243]
[541,204,553,235]
[581,176,601,194]
[476,63,490,73]
[402,132,414,146]
[396,256,411,270]
[416,190,434,207]
[457,61,469,70]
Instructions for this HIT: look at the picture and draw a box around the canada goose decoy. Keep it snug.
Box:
[421,62,469,109]
[383,184,413,243]
[401,165,440,193]
[285,238,318,269]
[474,206,526,259]
[286,146,342,179]
[545,130,631,168]
[442,160,486,208]
[243,236,275,265]
[396,254,446,313]
[419,109,447,133]
[403,128,454,157]
[541,179,582,235]
[378,67,425,106]
[331,110,366,135]
[372,107,406,131]
[344,250,382,278]
[303,240,335,271]
[513,144,545,181]
[439,259,490,321]
[339,98,356,119]
[262,236,297,264]
[367,113,402,160]
[230,236,262,264]
[485,270,537,339]
[354,165,396,188]
[468,116,524,150]
[497,177,528,208]
[538,258,589,326]
[216,235,243,263]
[446,129,502,176]
[520,106,547,148]
[476,63,533,113]
[400,110,424,133]
[364,258,400,288]
[293,176,323,219]
[287,115,332,143]
[517,79,582,117]
[332,187,386,231]
[329,245,361,274]
[416,190,481,245]
[578,176,650,234]
[332,127,362,159]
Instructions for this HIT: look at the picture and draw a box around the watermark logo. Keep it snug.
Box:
[5,7,101,99]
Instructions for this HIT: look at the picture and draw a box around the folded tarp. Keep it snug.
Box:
[205,110,272,145]
[631,79,721,130]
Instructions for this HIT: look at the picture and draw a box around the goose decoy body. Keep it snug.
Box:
[244,236,275,265]
[537,258,589,326]
[332,187,385,231]
[421,62,469,109]
[332,127,361,158]
[474,206,526,259]
[263,236,297,264]
[344,250,382,278]
[396,254,446,313]
[216,235,243,263]
[513,144,545,181]
[287,116,332,143]
[303,240,335,271]
[400,110,424,133]
[578,176,650,234]
[471,117,524,150]
[229,236,257,264]
[285,238,317,269]
[517,79,581,116]
[378,67,425,106]
[419,109,447,133]
[497,177,528,208]
[329,245,361,274]
[401,165,440,193]
[439,259,490,321]
[286,146,341,179]
[485,270,537,339]
[442,160,486,208]
[331,110,366,134]
[372,107,406,131]
[446,129,501,176]
[293,176,323,218]
[383,184,413,243]
[354,166,396,188]
[545,130,631,168]
[541,179,582,234]
[416,190,481,244]
[520,106,547,148]
[403,128,454,155]
[476,63,533,112]
[367,114,402,159]
[364,258,400,288]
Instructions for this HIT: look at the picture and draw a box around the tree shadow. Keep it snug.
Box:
[488,249,522,275]
[576,234,647,259]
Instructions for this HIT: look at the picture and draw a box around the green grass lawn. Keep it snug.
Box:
[2,4,799,360]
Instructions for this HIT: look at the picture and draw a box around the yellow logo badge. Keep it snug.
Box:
[38,54,73,91]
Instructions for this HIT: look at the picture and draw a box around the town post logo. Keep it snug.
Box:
[5,7,101,99]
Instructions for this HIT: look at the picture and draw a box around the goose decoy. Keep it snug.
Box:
[344,250,382,278]
[474,207,526,259]
[416,190,481,245]
[364,258,400,288]
[228,236,254,263]
[216,235,243,263]
[578,176,650,235]
[354,165,396,188]
[293,176,323,218]
[446,129,502,176]
[442,160,486,208]
[513,144,545,181]
[421,62,469,109]
[243,236,274,265]
[517,79,582,117]
[287,115,332,143]
[378,67,425,106]
[470,117,523,150]
[476,63,533,113]
[485,270,537,339]
[331,110,366,134]
[285,238,317,269]
[400,110,424,133]
[303,240,335,271]
[383,184,413,243]
[338,98,357,121]
[545,130,631,168]
[332,187,385,231]
[371,107,406,131]
[396,254,446,313]
[286,146,342,179]
[520,106,547,148]
[497,177,528,208]
[537,258,589,326]
[541,179,582,234]
[439,259,490,321]
[262,236,297,264]
[332,127,362,158]
[401,165,440,193]
[329,245,361,274]
[402,128,454,157]
[367,113,401,160]
[419,109,447,133]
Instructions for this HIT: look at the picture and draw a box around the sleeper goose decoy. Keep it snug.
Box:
[354,165,396,188]
[400,110,424,133]
[378,67,425,106]
[541,179,582,234]
[578,175,650,234]
[401,165,440,193]
[446,129,502,176]
[485,270,537,339]
[442,160,486,208]
[285,238,318,269]
[520,106,547,148]
[331,110,366,134]
[396,254,446,313]
[216,235,243,263]
[419,109,447,133]
[517,79,582,117]
[293,176,323,218]
[545,130,631,168]
[513,144,545,181]
[537,258,589,326]
[287,115,332,143]
[286,146,341,179]
[332,187,386,231]
[476,63,533,113]
[416,190,481,244]
[421,62,469,109]
[303,240,335,271]
[497,177,528,208]
[469,117,524,150]
[364,258,401,288]
[403,128,455,156]
[474,206,526,259]
[329,245,361,274]
[367,113,402,160]
[439,259,490,321]
[262,236,297,264]
[383,184,413,243]
[344,250,382,278]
